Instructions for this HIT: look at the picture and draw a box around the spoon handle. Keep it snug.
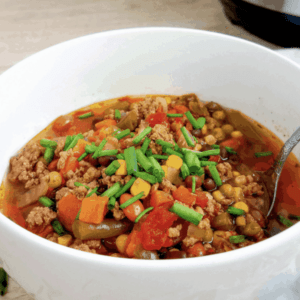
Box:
[267,126,300,216]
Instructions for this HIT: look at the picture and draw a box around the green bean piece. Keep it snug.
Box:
[105,160,121,176]
[169,203,203,226]
[40,139,57,149]
[115,109,121,119]
[64,133,84,151]
[180,163,190,179]
[135,207,154,223]
[136,149,153,173]
[115,129,130,140]
[64,135,75,151]
[101,182,121,198]
[51,219,65,236]
[133,127,152,144]
[124,147,138,174]
[184,151,201,173]
[78,152,88,161]
[119,192,144,209]
[141,137,151,154]
[133,172,157,184]
[114,177,136,198]
[229,235,246,244]
[185,111,201,129]
[108,197,117,210]
[165,148,183,159]
[180,127,195,147]
[92,139,107,159]
[78,112,93,119]
[197,117,206,129]
[44,147,55,164]
[39,196,54,208]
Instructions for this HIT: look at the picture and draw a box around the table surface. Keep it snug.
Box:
[0,0,282,299]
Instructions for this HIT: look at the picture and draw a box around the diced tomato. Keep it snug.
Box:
[145,113,169,128]
[174,105,189,114]
[186,243,207,257]
[172,186,197,206]
[48,158,59,171]
[220,136,245,151]
[186,121,193,131]
[125,230,143,257]
[150,190,174,207]
[209,155,221,163]
[156,105,164,113]
[60,156,79,176]
[194,190,209,208]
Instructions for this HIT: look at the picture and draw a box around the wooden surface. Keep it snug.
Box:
[0,0,281,299]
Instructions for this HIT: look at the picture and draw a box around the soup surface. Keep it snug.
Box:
[1,94,300,259]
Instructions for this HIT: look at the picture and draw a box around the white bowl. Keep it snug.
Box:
[0,27,300,300]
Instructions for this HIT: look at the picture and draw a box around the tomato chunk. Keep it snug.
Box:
[145,113,169,128]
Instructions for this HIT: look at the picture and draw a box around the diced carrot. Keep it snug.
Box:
[52,115,73,134]
[172,186,197,206]
[125,230,143,258]
[156,105,164,113]
[145,112,169,128]
[4,203,26,228]
[60,156,79,176]
[94,119,117,130]
[79,194,109,224]
[186,121,193,131]
[88,136,97,142]
[57,194,82,232]
[150,190,174,208]
[186,243,206,257]
[220,136,245,151]
[38,225,54,238]
[48,158,59,171]
[174,105,189,114]
[209,155,221,163]
[120,194,144,222]
[194,190,209,208]
[72,139,90,158]
[92,108,105,116]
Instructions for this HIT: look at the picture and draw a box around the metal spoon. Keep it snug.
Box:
[260,126,300,217]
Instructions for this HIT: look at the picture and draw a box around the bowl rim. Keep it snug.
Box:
[1,26,300,271]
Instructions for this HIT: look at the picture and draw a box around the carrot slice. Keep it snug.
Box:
[48,159,59,171]
[94,119,117,130]
[72,139,90,158]
[60,156,79,176]
[150,190,174,208]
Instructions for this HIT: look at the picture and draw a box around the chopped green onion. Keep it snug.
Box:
[116,153,125,160]
[195,167,205,177]
[133,172,157,184]
[75,209,81,220]
[78,152,88,161]
[124,147,138,174]
[112,129,121,137]
[229,235,246,244]
[151,155,169,160]
[108,197,117,210]
[164,148,183,159]
[44,147,55,164]
[105,160,121,176]
[193,136,198,143]
[145,149,153,157]
[208,165,222,186]
[115,109,121,119]
[92,139,107,158]
[278,215,293,227]
[101,182,121,198]
[39,196,54,207]
[197,117,206,129]
[192,177,196,193]
[135,207,154,223]
[40,139,57,149]
[169,203,203,226]
[254,151,273,158]
[136,149,153,173]
[97,149,118,157]
[173,140,180,152]
[74,182,90,189]
[227,206,245,216]
[86,187,98,197]
[184,151,201,173]
[78,112,93,119]
[119,192,144,209]
[180,127,195,147]
[133,127,152,144]
[167,113,183,117]
[180,163,190,179]
[85,143,97,154]
[148,156,164,182]
[185,111,201,129]
[225,146,237,154]
[51,219,65,236]
[201,161,217,167]
[130,133,135,138]
[141,137,151,154]
[115,129,130,140]
[0,268,8,296]
[181,148,200,154]
[200,157,208,161]
[64,134,84,151]
[114,177,136,198]
[156,139,174,149]
[289,214,300,220]
[197,149,220,158]
[64,135,75,151]
[211,144,220,149]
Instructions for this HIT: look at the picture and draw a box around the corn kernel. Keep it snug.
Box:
[231,131,243,138]
[233,171,240,177]
[236,216,246,226]
[116,234,129,254]
[130,178,151,198]
[234,175,247,186]
[233,187,244,201]
[212,190,225,203]
[212,110,226,120]
[58,234,72,246]
[115,159,127,175]
[193,144,202,151]
[219,184,234,197]
[204,134,217,145]
[165,96,172,104]
[48,172,62,188]
[161,165,168,178]
[212,128,226,141]
[201,124,208,135]
[166,155,183,170]
[233,201,249,213]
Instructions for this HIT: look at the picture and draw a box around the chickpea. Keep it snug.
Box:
[231,131,243,138]
[212,128,226,141]
[222,124,234,135]
[212,110,226,120]
[116,234,129,254]
[233,187,244,201]
[234,175,247,186]
[201,124,208,135]
[242,222,262,236]
[212,190,225,203]
[204,134,217,145]
[48,171,62,188]
[236,216,246,227]
[219,184,234,197]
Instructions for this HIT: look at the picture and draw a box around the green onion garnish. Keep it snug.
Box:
[211,144,220,149]
[116,153,125,160]
[0,268,8,296]
[174,140,180,152]
[101,182,122,198]
[185,111,201,129]
[64,134,84,152]
[197,149,220,158]
[133,127,152,144]
[227,206,245,216]
[97,149,118,157]
[51,219,65,236]
[114,177,136,198]
[38,196,54,207]
[180,163,190,179]
[44,147,55,164]
[208,165,222,186]
[85,143,97,154]
[115,129,130,140]
[167,113,183,118]
[40,139,57,149]
[184,151,201,173]
[130,132,135,137]
[180,127,195,147]
[195,167,205,177]
[86,187,98,197]
[148,156,165,182]
[289,214,300,220]
[78,152,88,162]
[92,139,107,158]
[64,135,75,151]
[136,149,153,173]
[192,176,196,193]
[119,192,144,209]
[278,215,293,227]
[151,155,169,160]
[135,207,154,223]
[200,161,217,167]
[75,209,81,220]
[115,109,121,119]
[105,160,121,176]
[197,117,206,129]
[133,172,157,184]
[78,112,93,119]
[229,235,246,244]
[225,146,237,154]
[254,151,273,158]
[145,149,153,157]
[124,147,138,174]
[74,182,89,189]
[108,197,117,210]
[156,139,174,149]
[141,137,151,154]
[164,148,183,159]
[169,203,203,226]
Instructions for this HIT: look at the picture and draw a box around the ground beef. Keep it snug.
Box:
[242,182,264,197]
[26,207,57,228]
[198,218,211,230]
[100,167,125,188]
[57,149,73,170]
[159,178,176,193]
[46,232,59,243]
[216,162,233,182]
[203,243,212,251]
[55,187,71,201]
[83,130,95,139]
[167,224,182,238]
[182,235,199,248]
[149,124,174,151]
[71,244,96,254]
[54,137,66,156]
[203,192,222,216]
[83,167,101,182]
[131,97,160,120]
[112,201,125,221]
[206,116,221,130]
